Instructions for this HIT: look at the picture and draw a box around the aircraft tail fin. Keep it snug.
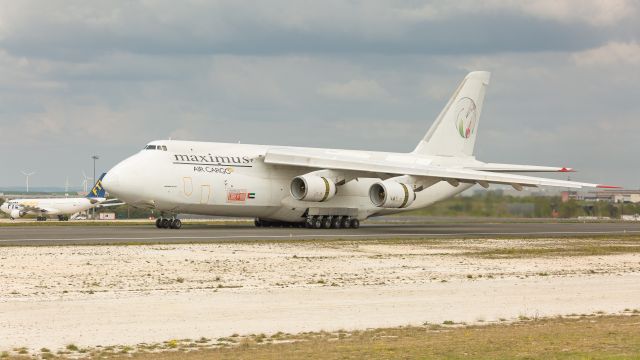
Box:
[87,173,107,199]
[413,71,490,157]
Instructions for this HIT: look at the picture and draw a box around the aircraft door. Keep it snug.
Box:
[183,177,193,197]
[200,184,211,204]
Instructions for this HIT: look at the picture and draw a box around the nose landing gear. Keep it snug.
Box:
[155,217,182,229]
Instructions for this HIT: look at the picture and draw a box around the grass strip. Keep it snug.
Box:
[120,315,640,359]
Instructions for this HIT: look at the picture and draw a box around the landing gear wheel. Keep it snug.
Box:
[330,216,340,229]
[312,216,323,229]
[155,218,162,228]
[339,216,349,228]
[254,218,262,227]
[321,216,332,229]
[349,219,360,229]
[170,219,182,229]
[160,218,171,229]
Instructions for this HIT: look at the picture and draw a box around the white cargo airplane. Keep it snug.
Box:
[102,71,617,230]
[1,174,120,221]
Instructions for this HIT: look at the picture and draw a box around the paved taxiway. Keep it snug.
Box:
[1,222,640,246]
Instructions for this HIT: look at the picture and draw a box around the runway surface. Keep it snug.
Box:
[1,221,640,245]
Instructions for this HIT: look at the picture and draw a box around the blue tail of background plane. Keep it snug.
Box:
[87,173,107,199]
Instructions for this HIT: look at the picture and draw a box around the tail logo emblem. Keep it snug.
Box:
[91,181,103,196]
[454,97,477,139]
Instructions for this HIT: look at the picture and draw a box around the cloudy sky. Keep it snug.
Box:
[0,0,638,189]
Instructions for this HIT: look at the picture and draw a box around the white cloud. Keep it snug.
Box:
[318,79,388,101]
[8,104,143,145]
[573,42,640,66]
[395,0,635,26]
[483,0,635,26]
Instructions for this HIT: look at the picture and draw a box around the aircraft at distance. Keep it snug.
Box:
[101,71,617,230]
[1,174,122,221]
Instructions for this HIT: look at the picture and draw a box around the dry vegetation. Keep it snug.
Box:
[140,315,640,360]
[3,314,640,359]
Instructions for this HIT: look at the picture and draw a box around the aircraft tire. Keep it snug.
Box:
[339,216,349,228]
[254,218,262,227]
[171,219,182,229]
[349,219,360,229]
[321,216,332,229]
[160,218,171,229]
[312,217,323,229]
[330,216,340,229]
[155,218,162,228]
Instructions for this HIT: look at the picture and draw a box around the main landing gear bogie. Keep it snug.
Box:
[254,219,306,228]
[254,216,359,229]
[155,217,182,229]
[253,215,360,230]
[306,215,359,229]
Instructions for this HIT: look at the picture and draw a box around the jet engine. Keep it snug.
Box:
[290,174,337,202]
[369,180,416,208]
[10,209,26,218]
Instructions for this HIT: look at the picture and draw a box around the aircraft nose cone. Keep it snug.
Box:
[101,172,120,194]
[102,154,148,203]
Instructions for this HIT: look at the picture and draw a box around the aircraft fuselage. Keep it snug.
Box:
[103,140,471,222]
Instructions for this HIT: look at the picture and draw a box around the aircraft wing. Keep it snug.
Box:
[19,204,54,213]
[97,201,125,208]
[263,148,615,190]
[466,163,574,173]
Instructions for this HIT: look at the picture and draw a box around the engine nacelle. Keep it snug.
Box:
[10,209,25,218]
[290,175,337,202]
[369,181,416,208]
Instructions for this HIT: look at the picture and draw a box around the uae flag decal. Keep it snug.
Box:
[248,192,256,199]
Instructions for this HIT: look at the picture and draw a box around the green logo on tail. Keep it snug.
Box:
[454,97,477,139]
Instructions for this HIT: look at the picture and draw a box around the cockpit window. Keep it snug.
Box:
[143,144,168,151]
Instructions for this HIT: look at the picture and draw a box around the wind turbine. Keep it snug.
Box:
[81,171,93,194]
[21,170,36,193]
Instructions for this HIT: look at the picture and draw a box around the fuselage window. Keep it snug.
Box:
[162,146,168,151]
[147,145,156,150]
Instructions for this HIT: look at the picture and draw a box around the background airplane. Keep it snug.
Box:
[1,174,122,221]
[101,71,617,230]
